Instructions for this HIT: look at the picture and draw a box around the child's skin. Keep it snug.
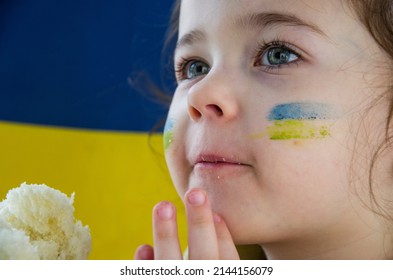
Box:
[135,0,393,259]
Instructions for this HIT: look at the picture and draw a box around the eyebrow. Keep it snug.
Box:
[176,12,326,51]
[235,12,326,37]
[176,29,206,51]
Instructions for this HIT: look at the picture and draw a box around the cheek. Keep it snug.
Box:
[258,141,352,219]
[163,117,175,150]
[249,102,342,141]
[165,144,187,198]
[163,114,190,198]
[250,101,347,198]
[268,102,340,140]
[265,120,332,140]
[221,141,353,243]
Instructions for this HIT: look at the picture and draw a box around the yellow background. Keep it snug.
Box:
[0,121,187,259]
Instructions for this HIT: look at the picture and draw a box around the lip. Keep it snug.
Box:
[192,153,251,172]
[195,154,242,165]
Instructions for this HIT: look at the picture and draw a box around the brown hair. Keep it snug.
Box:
[347,0,393,221]
[348,0,393,127]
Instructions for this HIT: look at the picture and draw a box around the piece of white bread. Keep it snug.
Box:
[0,183,91,259]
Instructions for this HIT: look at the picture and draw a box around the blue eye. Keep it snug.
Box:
[262,46,299,66]
[254,41,301,71]
[186,60,210,79]
[176,59,210,81]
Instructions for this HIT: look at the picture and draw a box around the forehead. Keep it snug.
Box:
[178,0,347,38]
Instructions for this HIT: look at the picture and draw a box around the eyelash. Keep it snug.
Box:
[254,40,302,73]
[174,56,206,82]
[174,40,302,81]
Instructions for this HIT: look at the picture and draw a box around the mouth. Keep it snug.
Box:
[191,152,253,183]
[193,154,250,171]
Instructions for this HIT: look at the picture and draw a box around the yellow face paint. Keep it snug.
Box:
[267,120,331,140]
[251,102,338,140]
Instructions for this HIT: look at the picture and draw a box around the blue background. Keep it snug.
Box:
[0,0,175,131]
[0,0,185,260]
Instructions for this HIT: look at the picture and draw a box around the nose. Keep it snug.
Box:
[187,71,240,122]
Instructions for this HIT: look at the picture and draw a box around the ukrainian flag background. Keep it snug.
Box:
[0,0,187,259]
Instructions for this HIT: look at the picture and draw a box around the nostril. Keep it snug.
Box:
[189,106,202,120]
[188,103,226,121]
[206,104,223,116]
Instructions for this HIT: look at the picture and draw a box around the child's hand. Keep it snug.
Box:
[134,188,240,260]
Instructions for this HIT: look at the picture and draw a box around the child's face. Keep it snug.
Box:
[165,0,391,248]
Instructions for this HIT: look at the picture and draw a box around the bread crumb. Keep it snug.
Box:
[0,183,91,259]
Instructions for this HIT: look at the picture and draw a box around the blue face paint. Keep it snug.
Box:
[260,102,339,140]
[164,117,174,133]
[163,117,175,150]
[268,102,337,121]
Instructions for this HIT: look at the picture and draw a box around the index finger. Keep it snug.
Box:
[152,201,183,259]
[185,188,219,259]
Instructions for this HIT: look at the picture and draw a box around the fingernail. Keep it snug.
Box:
[156,202,173,220]
[136,245,153,260]
[187,189,206,206]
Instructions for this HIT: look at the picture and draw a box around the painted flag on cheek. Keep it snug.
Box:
[0,0,187,259]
